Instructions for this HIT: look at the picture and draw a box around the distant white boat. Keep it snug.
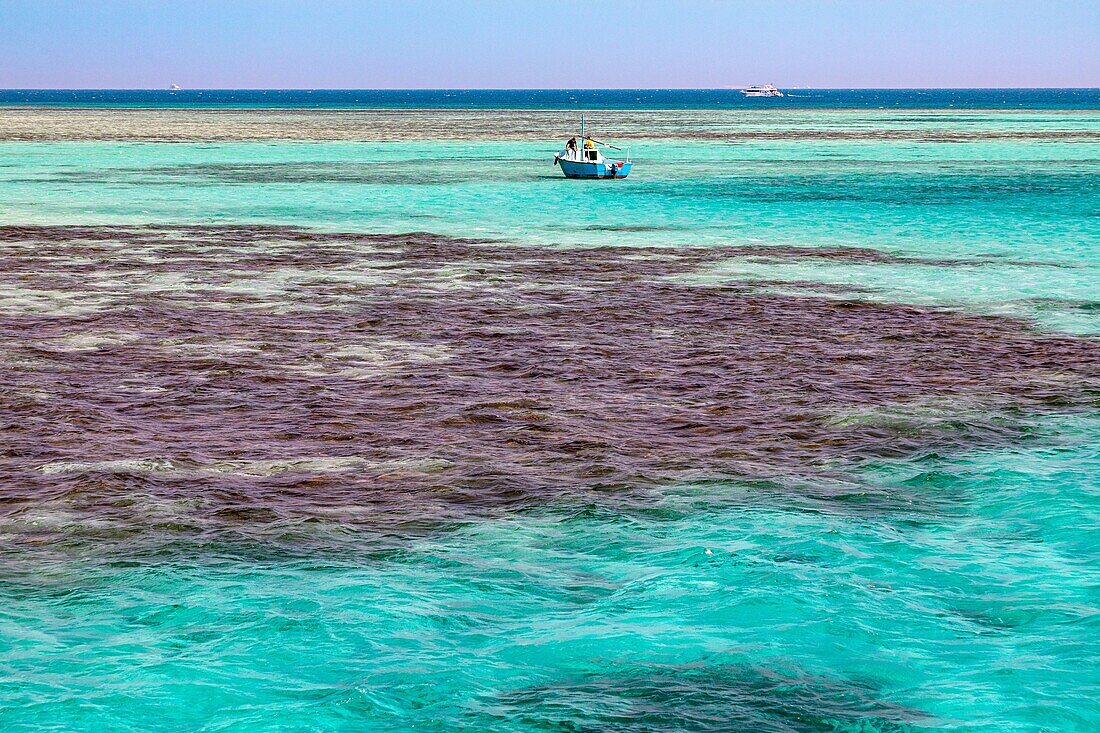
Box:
[168,83,181,91]
[741,84,784,98]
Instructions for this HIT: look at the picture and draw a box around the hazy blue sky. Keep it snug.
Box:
[1,0,1097,88]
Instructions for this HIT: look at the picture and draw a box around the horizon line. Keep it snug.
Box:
[2,86,1098,92]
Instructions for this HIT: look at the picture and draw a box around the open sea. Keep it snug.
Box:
[1,89,1098,731]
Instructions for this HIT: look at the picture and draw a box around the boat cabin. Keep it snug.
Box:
[562,143,603,163]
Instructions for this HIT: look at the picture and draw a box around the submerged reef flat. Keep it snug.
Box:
[2,225,1097,540]
[2,107,1099,142]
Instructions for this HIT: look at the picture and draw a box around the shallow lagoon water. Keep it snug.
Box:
[0,99,1098,731]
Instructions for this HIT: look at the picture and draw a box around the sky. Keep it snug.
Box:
[1,0,1097,89]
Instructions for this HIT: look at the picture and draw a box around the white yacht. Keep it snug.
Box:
[741,84,784,97]
[168,83,181,91]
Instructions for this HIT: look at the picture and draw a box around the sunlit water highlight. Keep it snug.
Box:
[0,99,1098,731]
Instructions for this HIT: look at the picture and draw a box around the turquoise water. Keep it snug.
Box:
[1,104,1098,731]
[4,110,1099,332]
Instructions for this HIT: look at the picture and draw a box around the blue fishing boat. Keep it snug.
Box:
[553,117,632,179]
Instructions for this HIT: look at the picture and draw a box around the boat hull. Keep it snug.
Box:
[557,159,631,179]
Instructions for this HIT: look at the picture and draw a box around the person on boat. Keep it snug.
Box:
[584,137,595,149]
[566,136,577,159]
